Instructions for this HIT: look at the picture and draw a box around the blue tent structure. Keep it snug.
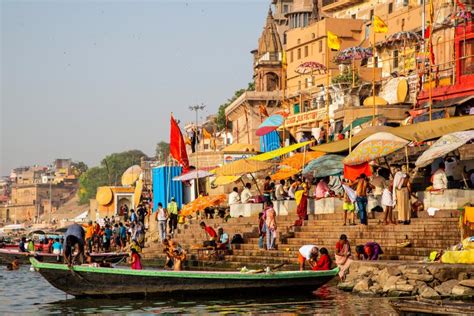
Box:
[152,166,183,212]
[260,130,281,153]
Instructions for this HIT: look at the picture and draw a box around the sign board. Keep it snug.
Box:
[284,108,326,128]
[223,154,255,164]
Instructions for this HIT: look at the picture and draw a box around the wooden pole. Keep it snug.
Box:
[349,123,353,153]
[428,0,434,121]
[326,41,330,142]
[352,58,355,87]
[372,19,377,125]
[250,173,262,195]
[244,105,251,144]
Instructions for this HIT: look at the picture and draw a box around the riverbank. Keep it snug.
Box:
[338,261,474,300]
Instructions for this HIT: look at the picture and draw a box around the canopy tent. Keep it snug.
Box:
[181,194,227,217]
[343,132,409,166]
[173,169,212,181]
[280,151,325,170]
[212,175,241,186]
[222,143,259,153]
[121,165,142,186]
[415,131,474,167]
[302,155,344,178]
[250,141,312,161]
[213,159,273,177]
[311,116,474,153]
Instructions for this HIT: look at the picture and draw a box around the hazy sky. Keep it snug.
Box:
[1,0,268,175]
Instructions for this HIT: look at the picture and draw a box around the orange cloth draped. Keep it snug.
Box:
[181,194,226,217]
[343,163,372,182]
[281,152,325,170]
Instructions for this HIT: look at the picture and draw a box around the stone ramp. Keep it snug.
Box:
[143,209,461,270]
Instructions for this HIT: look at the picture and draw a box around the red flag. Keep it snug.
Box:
[456,0,466,11]
[170,115,189,172]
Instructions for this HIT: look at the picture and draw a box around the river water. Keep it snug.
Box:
[0,266,398,314]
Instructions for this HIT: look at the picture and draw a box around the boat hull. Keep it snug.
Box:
[31,258,338,298]
[0,249,127,265]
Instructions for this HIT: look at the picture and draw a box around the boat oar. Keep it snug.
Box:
[250,262,288,274]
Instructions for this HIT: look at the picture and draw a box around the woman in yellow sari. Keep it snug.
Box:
[294,178,308,223]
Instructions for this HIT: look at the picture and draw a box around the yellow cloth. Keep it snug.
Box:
[250,141,312,161]
[202,128,212,139]
[463,207,474,225]
[373,16,388,33]
[295,190,304,206]
[327,31,341,51]
[441,250,474,264]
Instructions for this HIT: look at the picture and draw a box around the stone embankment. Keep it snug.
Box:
[338,261,474,299]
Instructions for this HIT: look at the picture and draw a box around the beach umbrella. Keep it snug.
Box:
[415,131,474,167]
[173,169,212,181]
[121,165,142,186]
[214,159,273,177]
[341,115,380,134]
[383,31,423,48]
[295,61,327,75]
[181,194,227,217]
[212,176,241,186]
[280,151,325,170]
[344,132,409,166]
[302,154,344,177]
[271,168,300,181]
[256,114,285,136]
[335,46,373,64]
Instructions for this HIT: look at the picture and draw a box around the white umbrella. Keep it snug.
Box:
[415,131,474,167]
[173,169,212,181]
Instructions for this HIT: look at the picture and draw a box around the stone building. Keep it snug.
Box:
[225,8,284,149]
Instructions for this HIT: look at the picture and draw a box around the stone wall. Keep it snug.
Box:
[338,261,474,299]
[417,189,474,210]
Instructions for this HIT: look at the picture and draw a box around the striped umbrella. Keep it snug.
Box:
[295,61,327,75]
[335,47,373,64]
[256,114,284,136]
[383,31,423,48]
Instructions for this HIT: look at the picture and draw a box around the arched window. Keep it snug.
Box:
[265,72,280,91]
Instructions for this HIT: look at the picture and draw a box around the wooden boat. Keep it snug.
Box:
[30,258,339,298]
[391,299,474,315]
[0,248,128,265]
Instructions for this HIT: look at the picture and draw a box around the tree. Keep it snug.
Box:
[215,82,255,131]
[155,141,170,163]
[71,161,88,177]
[78,150,148,204]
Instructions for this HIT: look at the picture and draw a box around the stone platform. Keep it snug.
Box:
[339,260,474,299]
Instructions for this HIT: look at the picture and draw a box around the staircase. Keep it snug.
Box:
[142,208,461,270]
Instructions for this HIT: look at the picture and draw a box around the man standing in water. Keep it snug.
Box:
[63,223,85,267]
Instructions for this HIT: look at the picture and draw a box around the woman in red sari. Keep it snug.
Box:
[294,178,308,223]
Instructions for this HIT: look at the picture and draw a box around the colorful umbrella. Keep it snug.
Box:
[302,154,344,177]
[343,132,409,166]
[280,151,325,170]
[295,61,327,75]
[383,31,423,48]
[341,115,380,134]
[335,47,373,64]
[214,159,273,176]
[256,114,284,136]
[271,168,300,181]
[181,194,227,217]
[415,131,474,167]
[173,169,212,181]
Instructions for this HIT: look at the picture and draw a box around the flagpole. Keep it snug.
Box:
[372,17,376,125]
[326,39,330,143]
[428,0,433,121]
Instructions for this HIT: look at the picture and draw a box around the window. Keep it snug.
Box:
[373,56,378,67]
[388,3,393,14]
[403,0,409,6]
[305,78,309,88]
[304,46,308,57]
[283,4,289,13]
[283,33,287,45]
[298,80,301,90]
[312,33,316,39]
[370,9,374,20]
[461,38,474,75]
[293,104,300,114]
[297,48,301,59]
[393,50,399,69]
[319,40,322,53]
[290,50,294,62]
[351,14,356,19]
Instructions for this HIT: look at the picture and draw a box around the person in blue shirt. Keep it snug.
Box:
[19,237,27,253]
[103,224,112,252]
[52,238,63,261]
[119,222,127,250]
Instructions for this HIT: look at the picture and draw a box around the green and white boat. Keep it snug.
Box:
[30,258,339,298]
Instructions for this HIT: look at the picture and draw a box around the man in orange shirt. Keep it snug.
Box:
[84,220,94,252]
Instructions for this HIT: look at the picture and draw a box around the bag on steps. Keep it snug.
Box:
[231,234,244,244]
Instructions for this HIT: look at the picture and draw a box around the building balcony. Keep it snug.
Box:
[322,0,364,13]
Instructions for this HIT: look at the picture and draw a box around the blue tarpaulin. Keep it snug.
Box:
[260,130,281,152]
[152,166,183,212]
